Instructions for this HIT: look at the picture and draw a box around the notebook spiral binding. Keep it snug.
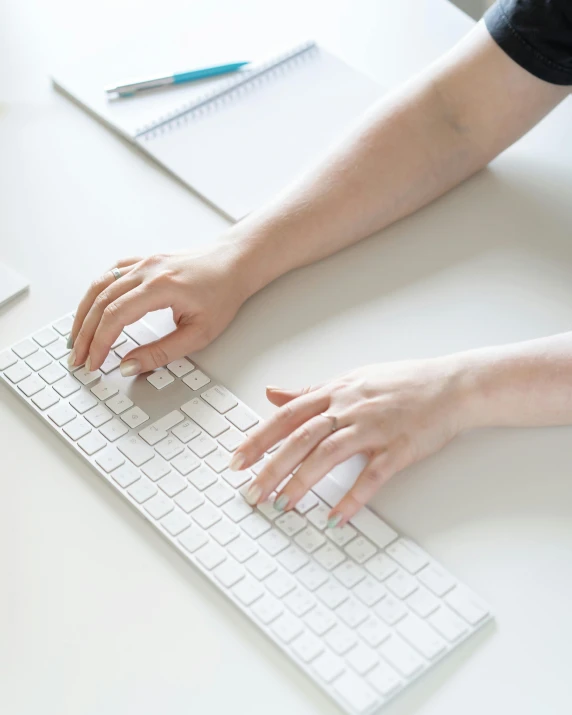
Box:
[135,41,318,141]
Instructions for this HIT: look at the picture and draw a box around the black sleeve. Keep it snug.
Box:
[484,0,572,85]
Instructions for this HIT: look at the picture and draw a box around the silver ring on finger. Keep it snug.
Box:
[323,414,339,432]
[111,267,122,281]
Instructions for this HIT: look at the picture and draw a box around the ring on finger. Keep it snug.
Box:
[111,267,122,281]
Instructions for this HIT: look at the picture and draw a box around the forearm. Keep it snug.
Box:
[455,332,572,429]
[228,23,567,298]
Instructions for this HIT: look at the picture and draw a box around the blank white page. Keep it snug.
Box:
[138,48,383,220]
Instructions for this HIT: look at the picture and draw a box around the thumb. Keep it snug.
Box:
[119,324,201,376]
[266,384,320,407]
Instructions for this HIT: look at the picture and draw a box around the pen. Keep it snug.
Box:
[105,61,250,97]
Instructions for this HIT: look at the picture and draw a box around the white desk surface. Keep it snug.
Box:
[2,1,572,713]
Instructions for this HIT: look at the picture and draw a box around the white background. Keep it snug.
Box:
[1,1,572,714]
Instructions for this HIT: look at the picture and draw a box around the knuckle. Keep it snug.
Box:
[319,435,340,458]
[146,342,170,369]
[293,425,312,445]
[102,301,119,323]
[278,404,295,424]
[94,290,110,311]
[363,466,383,484]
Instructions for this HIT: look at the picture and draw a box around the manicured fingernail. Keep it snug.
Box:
[85,356,92,372]
[229,453,245,471]
[67,348,76,367]
[245,483,262,505]
[274,494,289,512]
[327,513,343,529]
[120,359,140,377]
[66,336,74,349]
[266,385,281,391]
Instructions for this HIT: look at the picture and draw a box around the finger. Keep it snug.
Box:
[248,414,340,504]
[274,425,366,513]
[70,273,141,368]
[87,286,171,370]
[70,258,141,347]
[231,390,331,472]
[266,384,322,407]
[328,450,401,527]
[118,324,205,377]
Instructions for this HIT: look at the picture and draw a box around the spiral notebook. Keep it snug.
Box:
[53,42,383,221]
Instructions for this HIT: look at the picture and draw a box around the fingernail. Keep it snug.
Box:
[229,453,245,471]
[274,494,289,512]
[66,336,74,350]
[266,385,281,391]
[245,483,262,505]
[85,356,92,373]
[120,359,141,377]
[327,513,343,529]
[67,348,76,367]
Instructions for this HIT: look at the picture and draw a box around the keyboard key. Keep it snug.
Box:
[233,577,263,606]
[99,418,129,442]
[158,473,187,497]
[266,570,296,598]
[161,509,191,536]
[428,606,469,642]
[174,487,204,513]
[221,468,250,489]
[358,616,391,648]
[258,528,290,556]
[367,661,402,697]
[294,492,319,515]
[128,477,158,504]
[251,594,283,625]
[78,432,107,455]
[375,595,407,626]
[188,433,217,458]
[110,333,127,350]
[271,613,304,643]
[353,576,387,607]
[205,447,231,473]
[18,375,45,397]
[53,315,73,335]
[418,564,456,597]
[284,588,315,617]
[218,427,243,452]
[214,559,245,588]
[201,385,238,413]
[297,563,329,592]
[26,351,52,372]
[33,327,58,347]
[196,542,226,570]
[13,339,38,359]
[95,447,125,474]
[225,403,258,431]
[277,545,309,573]
[333,671,378,714]
[347,642,379,675]
[209,519,240,546]
[386,569,419,599]
[181,398,228,437]
[147,367,175,390]
[171,419,200,443]
[397,613,446,659]
[313,651,345,683]
[70,389,98,414]
[349,508,398,550]
[32,387,59,410]
[316,580,349,610]
[182,369,210,391]
[379,635,424,677]
[178,525,209,554]
[117,435,154,467]
[123,320,156,345]
[38,363,66,384]
[155,435,185,460]
[188,464,218,491]
[5,362,32,383]
[166,357,194,378]
[85,404,113,428]
[275,512,307,537]
[115,338,137,359]
[222,496,253,523]
[386,538,430,574]
[141,456,170,481]
[192,503,221,529]
[336,598,369,628]
[171,451,200,476]
[74,366,102,386]
[445,585,489,625]
[256,496,280,521]
[139,410,185,445]
[120,406,149,428]
[46,339,70,360]
[205,480,234,507]
[291,631,324,662]
[345,536,377,564]
[364,553,398,581]
[332,560,365,588]
[406,587,440,618]
[304,605,336,636]
[0,350,17,371]
[48,403,76,427]
[111,463,140,488]
[63,417,91,441]
[246,552,277,580]
[250,457,267,476]
[313,543,346,570]
[241,513,271,539]
[227,535,258,564]
[306,502,329,530]
[91,381,119,401]
[106,392,133,415]
[100,353,121,374]
[325,624,357,655]
[53,376,81,398]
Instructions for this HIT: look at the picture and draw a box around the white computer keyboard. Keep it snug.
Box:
[0,313,492,715]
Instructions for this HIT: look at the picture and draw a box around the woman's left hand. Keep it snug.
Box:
[230,358,472,527]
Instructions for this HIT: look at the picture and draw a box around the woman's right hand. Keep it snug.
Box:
[68,242,253,376]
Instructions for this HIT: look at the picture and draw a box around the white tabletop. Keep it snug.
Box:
[2,1,572,714]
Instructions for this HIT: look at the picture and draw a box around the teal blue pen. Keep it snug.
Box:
[105,61,250,97]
